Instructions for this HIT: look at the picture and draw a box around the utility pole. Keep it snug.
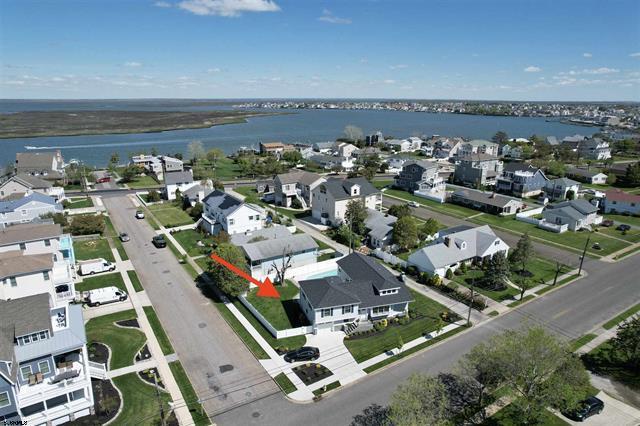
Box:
[153,372,166,426]
[578,235,590,276]
[467,278,474,327]
[552,261,562,286]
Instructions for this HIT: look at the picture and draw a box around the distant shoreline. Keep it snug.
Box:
[0,110,288,139]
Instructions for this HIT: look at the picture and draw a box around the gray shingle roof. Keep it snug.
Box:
[551,199,598,215]
[276,170,323,186]
[0,223,62,247]
[11,174,53,189]
[458,153,499,162]
[452,189,522,209]
[337,252,401,292]
[15,152,57,170]
[319,177,380,201]
[566,168,606,178]
[0,251,53,280]
[241,234,318,262]
[230,225,292,245]
[164,170,194,185]
[365,209,396,241]
[546,177,580,187]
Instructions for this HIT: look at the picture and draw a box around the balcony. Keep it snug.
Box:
[17,360,88,408]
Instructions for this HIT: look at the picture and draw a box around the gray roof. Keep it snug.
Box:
[0,251,53,280]
[545,206,585,221]
[0,192,59,213]
[465,139,498,147]
[182,184,212,200]
[276,170,323,186]
[566,168,607,178]
[241,233,318,262]
[551,199,598,215]
[230,225,292,245]
[202,190,263,216]
[452,189,523,209]
[458,153,499,162]
[563,134,586,143]
[546,136,559,145]
[15,152,58,170]
[365,209,396,240]
[0,223,62,247]
[337,252,405,292]
[10,174,53,189]
[546,177,580,187]
[403,160,437,171]
[502,162,538,173]
[318,177,380,201]
[164,170,193,185]
[299,276,362,309]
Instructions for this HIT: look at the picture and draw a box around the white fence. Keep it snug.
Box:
[516,206,567,233]
[238,295,313,339]
[373,248,407,268]
[538,220,568,233]
[413,190,446,203]
[88,361,107,379]
[251,256,341,282]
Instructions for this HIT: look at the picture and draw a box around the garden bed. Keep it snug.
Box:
[111,373,177,426]
[292,363,333,386]
[68,379,121,425]
[136,344,152,363]
[116,318,140,328]
[86,310,146,370]
[88,342,109,365]
[138,368,165,389]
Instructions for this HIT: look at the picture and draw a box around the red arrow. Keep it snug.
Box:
[210,253,280,298]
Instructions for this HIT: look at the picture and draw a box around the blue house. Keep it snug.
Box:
[496,163,548,198]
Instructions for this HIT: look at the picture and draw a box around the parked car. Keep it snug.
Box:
[135,210,145,219]
[78,258,116,276]
[284,346,320,363]
[409,201,420,208]
[96,176,111,183]
[86,286,128,307]
[119,232,130,242]
[152,235,167,248]
[600,219,614,227]
[592,242,602,250]
[563,396,604,421]
[616,224,631,231]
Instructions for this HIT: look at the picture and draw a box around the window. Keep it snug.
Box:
[21,209,27,216]
[43,271,50,281]
[494,240,500,246]
[44,239,51,247]
[20,401,45,417]
[19,242,26,250]
[342,305,353,314]
[69,389,85,401]
[20,365,32,381]
[39,331,48,340]
[31,333,39,342]
[372,306,390,315]
[0,392,10,408]
[321,308,333,318]
[10,277,17,287]
[248,215,253,221]
[38,360,50,375]
[22,334,30,344]
[45,394,68,409]
[229,219,235,225]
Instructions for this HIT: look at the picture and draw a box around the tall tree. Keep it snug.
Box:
[492,131,509,145]
[612,316,640,370]
[483,252,510,290]
[208,243,250,297]
[345,199,367,235]
[510,233,534,273]
[419,218,441,240]
[344,125,364,142]
[282,150,303,165]
[458,344,505,423]
[188,140,206,163]
[624,162,640,186]
[392,216,418,251]
[389,373,451,426]
[387,203,411,219]
[206,148,224,166]
[350,404,390,426]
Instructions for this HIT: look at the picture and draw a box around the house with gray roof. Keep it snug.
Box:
[200,190,265,235]
[393,160,439,192]
[311,177,382,226]
[457,139,499,157]
[298,253,412,333]
[365,209,397,248]
[542,199,602,231]
[543,177,581,201]
[565,167,608,185]
[495,163,548,197]
[451,189,526,216]
[0,193,62,229]
[14,151,65,181]
[0,174,65,202]
[453,154,504,188]
[230,225,318,280]
[408,225,510,277]
[0,223,76,268]
[181,183,213,207]
[274,170,325,209]
[163,170,198,201]
[0,293,96,425]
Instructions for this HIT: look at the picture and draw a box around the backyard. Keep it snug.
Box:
[148,203,194,228]
[244,283,309,330]
[111,373,173,426]
[76,272,126,293]
[74,238,115,262]
[344,289,456,363]
[85,309,147,370]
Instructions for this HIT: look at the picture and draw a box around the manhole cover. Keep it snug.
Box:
[198,323,207,328]
[252,412,260,418]
[152,261,158,265]
[162,270,170,274]
[166,282,172,286]
[219,364,234,373]
[218,393,228,401]
[245,391,252,397]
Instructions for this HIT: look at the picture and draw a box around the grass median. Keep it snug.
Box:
[603,303,640,330]
[169,361,210,426]
[143,306,175,355]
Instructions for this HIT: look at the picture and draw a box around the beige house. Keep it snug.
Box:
[0,174,65,201]
[274,170,325,209]
[311,177,382,226]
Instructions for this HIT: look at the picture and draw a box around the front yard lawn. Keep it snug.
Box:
[74,238,115,262]
[484,404,569,426]
[85,309,147,370]
[65,197,93,209]
[597,226,640,243]
[344,289,456,363]
[384,188,479,219]
[172,229,215,257]
[245,283,309,330]
[76,272,126,293]
[111,373,173,426]
[603,213,640,228]
[373,179,394,189]
[123,174,161,189]
[512,256,567,285]
[148,203,194,228]
[602,302,640,330]
[452,268,519,303]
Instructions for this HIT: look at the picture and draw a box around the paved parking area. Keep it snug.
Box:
[559,392,640,426]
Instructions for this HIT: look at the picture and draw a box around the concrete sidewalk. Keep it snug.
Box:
[108,359,157,379]
[83,300,133,321]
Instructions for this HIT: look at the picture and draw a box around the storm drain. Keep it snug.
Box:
[252,412,260,418]
[219,364,234,373]
[166,282,172,286]
[152,261,159,265]
[162,270,170,274]
[198,322,207,328]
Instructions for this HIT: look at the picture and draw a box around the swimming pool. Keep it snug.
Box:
[301,269,338,280]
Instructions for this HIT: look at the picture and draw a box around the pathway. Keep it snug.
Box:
[107,359,158,379]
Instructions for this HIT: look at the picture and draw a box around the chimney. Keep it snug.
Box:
[444,236,451,247]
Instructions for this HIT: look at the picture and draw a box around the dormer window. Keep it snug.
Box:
[351,185,360,196]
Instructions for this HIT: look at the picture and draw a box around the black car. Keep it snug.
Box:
[563,396,604,421]
[152,235,167,248]
[617,224,631,231]
[284,346,320,363]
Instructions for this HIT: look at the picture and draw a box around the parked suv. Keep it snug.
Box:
[152,235,167,248]
[284,347,320,363]
[135,210,145,219]
[563,396,604,421]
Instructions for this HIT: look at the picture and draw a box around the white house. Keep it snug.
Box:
[386,156,410,172]
[298,253,413,333]
[408,225,510,277]
[131,155,183,180]
[163,170,198,201]
[457,140,500,157]
[0,193,62,229]
[0,175,65,202]
[274,170,325,209]
[311,177,382,226]
[0,223,76,266]
[542,199,602,231]
[336,143,359,158]
[309,154,354,172]
[543,178,581,201]
[365,209,397,249]
[200,190,265,235]
[566,168,608,185]
[385,139,418,152]
[602,189,640,216]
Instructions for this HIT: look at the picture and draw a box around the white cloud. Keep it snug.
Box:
[124,61,143,67]
[383,79,395,84]
[629,52,640,57]
[524,66,542,73]
[560,67,619,76]
[318,9,351,24]
[583,53,592,58]
[154,1,172,7]
[389,64,408,70]
[207,67,221,73]
[178,0,280,17]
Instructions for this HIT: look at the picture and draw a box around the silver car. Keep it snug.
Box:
[119,233,130,242]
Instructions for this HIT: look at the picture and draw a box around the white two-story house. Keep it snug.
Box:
[163,170,198,201]
[200,190,265,235]
[0,175,65,202]
[311,177,382,226]
[0,193,62,229]
[0,223,76,267]
[298,253,413,333]
[274,170,325,209]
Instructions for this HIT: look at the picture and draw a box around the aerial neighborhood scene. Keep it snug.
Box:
[0,1,639,425]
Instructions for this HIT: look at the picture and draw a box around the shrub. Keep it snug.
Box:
[68,214,105,236]
[147,190,161,202]
[380,319,388,328]
[406,265,418,277]
[454,268,463,276]
[291,197,303,209]
[445,268,454,279]
[459,262,468,274]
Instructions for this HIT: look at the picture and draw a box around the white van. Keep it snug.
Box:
[78,258,116,276]
[86,286,128,307]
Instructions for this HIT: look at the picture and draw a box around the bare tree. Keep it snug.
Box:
[270,245,293,286]
[344,125,364,142]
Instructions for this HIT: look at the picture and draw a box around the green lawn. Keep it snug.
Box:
[195,157,244,180]
[582,339,640,390]
[452,268,520,303]
[317,252,335,262]
[245,284,308,330]
[103,215,129,260]
[234,186,305,221]
[597,226,640,243]
[148,203,194,228]
[274,372,297,394]
[614,245,640,260]
[383,188,479,218]
[127,270,144,292]
[169,361,210,426]
[143,306,174,355]
[373,179,394,189]
[471,214,631,257]
[570,333,598,352]
[484,404,569,426]
[124,174,161,188]
[73,238,115,262]
[111,373,173,426]
[85,309,147,370]
[76,272,126,293]
[65,197,93,209]
[344,289,455,363]
[603,302,640,330]
[312,237,332,251]
[172,229,215,257]
[513,257,567,285]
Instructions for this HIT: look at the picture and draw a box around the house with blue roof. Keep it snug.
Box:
[0,193,62,229]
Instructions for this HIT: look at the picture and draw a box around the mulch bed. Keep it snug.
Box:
[135,344,152,362]
[116,318,140,328]
[88,342,109,365]
[292,363,333,386]
[68,379,120,425]
[138,368,165,389]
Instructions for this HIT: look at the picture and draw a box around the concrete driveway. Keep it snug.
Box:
[559,392,640,426]
[102,195,278,419]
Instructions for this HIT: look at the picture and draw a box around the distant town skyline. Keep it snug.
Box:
[1,0,639,101]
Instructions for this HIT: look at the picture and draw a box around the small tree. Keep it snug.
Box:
[483,252,510,290]
[389,373,451,426]
[492,131,509,145]
[392,328,404,351]
[514,276,533,301]
[387,204,411,219]
[206,148,224,166]
[344,125,364,142]
[189,202,203,219]
[566,189,576,200]
[445,268,454,280]
[119,165,138,183]
[510,233,534,274]
[611,316,640,370]
[270,246,293,286]
[419,218,440,240]
[392,216,418,251]
[188,140,206,163]
[208,243,249,297]
[345,199,367,235]
[147,190,161,202]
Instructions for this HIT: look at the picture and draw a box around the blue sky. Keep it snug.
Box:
[1,0,639,101]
